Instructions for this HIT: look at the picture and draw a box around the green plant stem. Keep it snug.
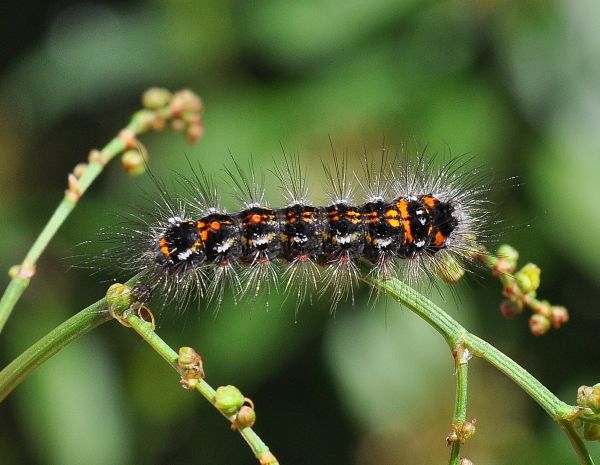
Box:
[0,148,116,332]
[448,360,468,465]
[466,333,569,417]
[124,311,278,464]
[0,102,183,333]
[0,299,112,402]
[561,420,596,465]
[0,274,144,402]
[0,287,278,463]
[363,275,595,465]
[2,273,594,463]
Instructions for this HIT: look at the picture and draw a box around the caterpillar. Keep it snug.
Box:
[105,148,493,312]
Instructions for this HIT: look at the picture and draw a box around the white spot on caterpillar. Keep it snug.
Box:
[377,238,392,248]
[177,249,192,261]
[217,242,231,253]
[293,235,308,244]
[253,235,271,246]
[337,235,352,245]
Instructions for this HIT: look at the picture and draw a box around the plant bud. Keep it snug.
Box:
[121,150,146,176]
[515,263,541,293]
[106,283,134,315]
[529,314,550,336]
[531,300,552,318]
[577,384,600,412]
[435,254,465,283]
[446,430,459,445]
[178,347,200,368]
[170,89,203,116]
[459,419,477,443]
[500,299,522,318]
[142,87,172,109]
[73,163,87,178]
[497,244,519,264]
[493,244,519,275]
[178,347,205,389]
[550,306,569,329]
[186,122,204,143]
[214,385,245,415]
[235,405,256,428]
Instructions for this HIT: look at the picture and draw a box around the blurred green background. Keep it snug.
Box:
[1,1,599,464]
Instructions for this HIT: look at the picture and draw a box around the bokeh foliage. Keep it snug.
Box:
[0,1,598,464]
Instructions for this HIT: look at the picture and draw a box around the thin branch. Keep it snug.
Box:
[560,420,596,465]
[0,88,203,333]
[0,274,146,402]
[363,275,595,465]
[1,273,594,464]
[0,300,110,402]
[0,283,278,464]
[448,354,469,465]
[124,311,279,465]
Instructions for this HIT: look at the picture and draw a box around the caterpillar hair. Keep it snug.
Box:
[97,146,498,314]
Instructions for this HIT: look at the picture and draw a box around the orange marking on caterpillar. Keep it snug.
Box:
[345,210,362,224]
[159,237,170,257]
[385,208,401,229]
[422,195,439,208]
[198,223,210,242]
[433,230,447,247]
[397,199,413,243]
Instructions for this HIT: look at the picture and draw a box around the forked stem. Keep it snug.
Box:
[0,287,278,464]
[0,276,594,464]
[363,275,595,465]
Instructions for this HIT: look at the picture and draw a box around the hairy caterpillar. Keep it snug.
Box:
[104,148,493,311]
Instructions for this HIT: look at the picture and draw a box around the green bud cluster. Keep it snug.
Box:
[490,245,568,336]
[514,263,541,294]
